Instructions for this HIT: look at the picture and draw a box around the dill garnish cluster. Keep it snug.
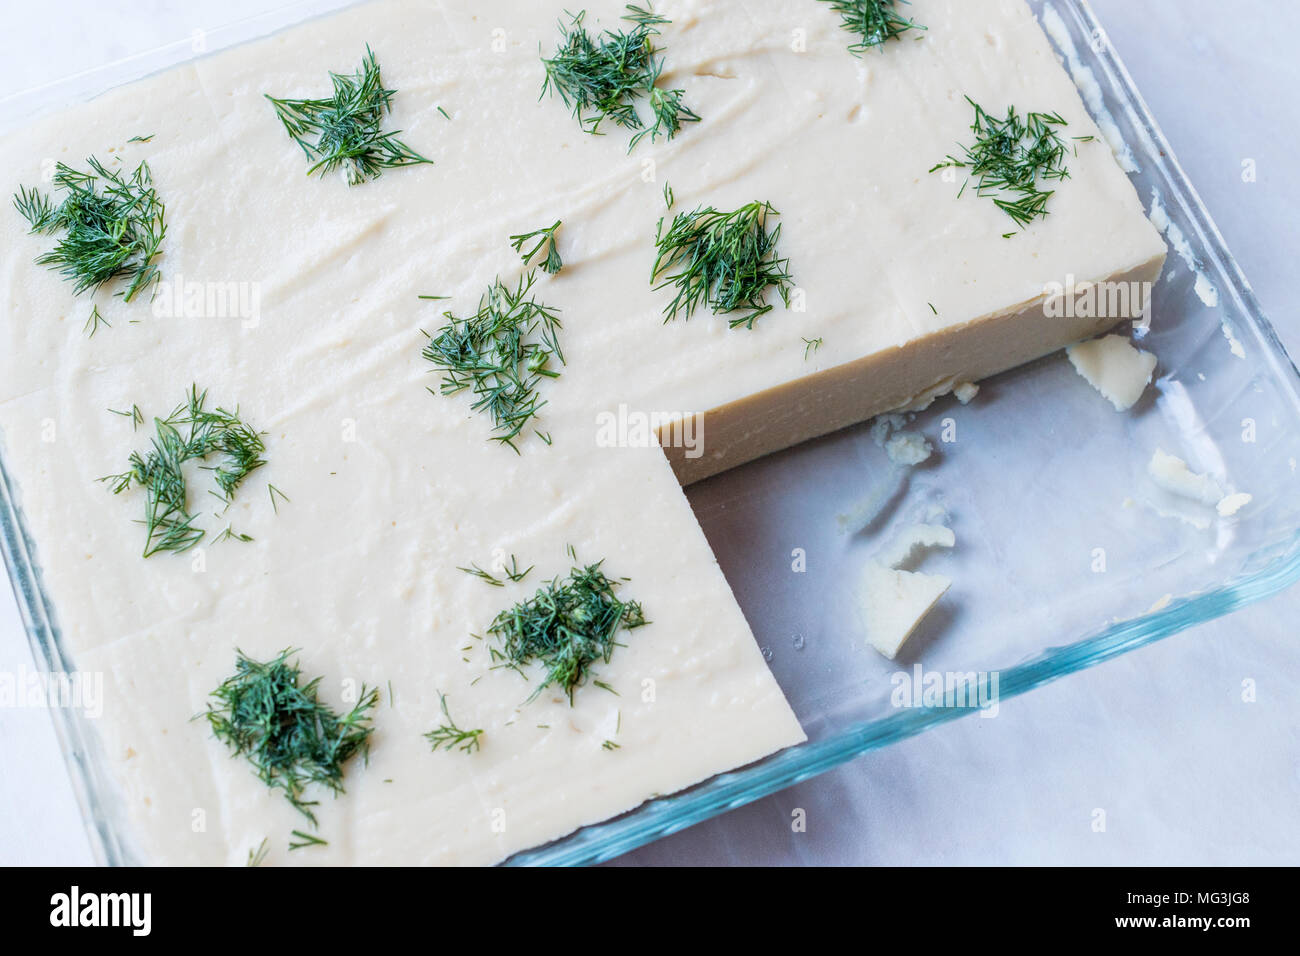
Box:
[101,386,268,557]
[487,560,646,703]
[424,692,484,754]
[818,0,926,55]
[651,200,794,329]
[930,97,1082,233]
[12,156,166,304]
[541,4,699,151]
[203,648,378,826]
[266,45,432,185]
[510,220,564,275]
[421,272,564,451]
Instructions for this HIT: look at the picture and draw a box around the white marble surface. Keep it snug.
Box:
[0,0,1296,866]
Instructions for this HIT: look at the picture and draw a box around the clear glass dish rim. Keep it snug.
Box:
[1,0,1298,867]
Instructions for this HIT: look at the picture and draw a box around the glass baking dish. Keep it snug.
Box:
[2,0,1298,866]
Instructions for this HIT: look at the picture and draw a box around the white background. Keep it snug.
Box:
[1,0,1297,866]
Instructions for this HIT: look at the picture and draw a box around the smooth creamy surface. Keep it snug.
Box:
[0,0,1163,865]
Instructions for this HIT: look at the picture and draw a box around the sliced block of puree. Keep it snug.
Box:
[0,0,1164,865]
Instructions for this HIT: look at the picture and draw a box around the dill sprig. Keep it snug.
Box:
[541,4,699,152]
[288,830,329,851]
[819,0,925,55]
[459,554,533,586]
[510,220,564,275]
[100,386,268,557]
[12,157,165,303]
[651,200,794,329]
[246,837,269,866]
[459,562,505,586]
[108,404,144,430]
[486,560,647,704]
[268,484,290,513]
[421,271,564,451]
[266,45,432,186]
[83,304,110,338]
[202,648,379,826]
[802,336,823,359]
[930,97,1074,231]
[503,555,533,582]
[424,693,484,754]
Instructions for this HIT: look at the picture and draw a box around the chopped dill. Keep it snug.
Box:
[246,837,269,866]
[288,830,329,850]
[460,554,533,585]
[84,304,110,338]
[126,133,155,143]
[486,560,646,704]
[930,97,1074,231]
[651,200,794,329]
[202,648,379,826]
[459,562,505,587]
[266,45,432,185]
[602,740,621,750]
[510,220,564,275]
[100,386,268,557]
[928,302,937,314]
[663,182,674,209]
[424,692,484,754]
[421,271,564,451]
[12,156,165,303]
[802,336,823,359]
[437,105,451,120]
[541,4,699,151]
[503,554,533,582]
[818,0,925,55]
[268,483,290,513]
[108,404,144,431]
[216,525,254,544]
